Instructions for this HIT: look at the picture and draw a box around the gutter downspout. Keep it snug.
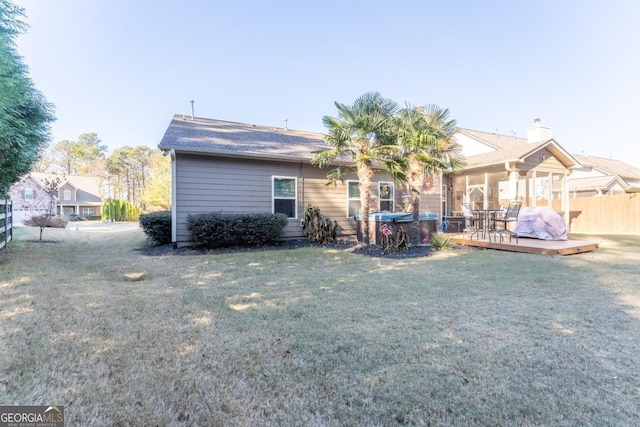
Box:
[170,149,177,245]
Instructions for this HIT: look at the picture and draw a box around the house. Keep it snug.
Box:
[158,115,442,246]
[446,120,581,222]
[8,173,103,223]
[160,114,616,246]
[568,154,640,196]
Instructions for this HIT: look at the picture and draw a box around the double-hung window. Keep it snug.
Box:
[273,177,297,218]
[63,189,71,200]
[347,181,361,217]
[379,182,394,212]
[24,188,34,200]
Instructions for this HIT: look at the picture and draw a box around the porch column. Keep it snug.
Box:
[547,172,553,208]
[531,170,537,207]
[563,171,570,229]
[483,173,489,209]
[464,175,470,204]
[508,169,519,201]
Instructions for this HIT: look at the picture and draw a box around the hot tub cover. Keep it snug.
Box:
[512,207,567,240]
[356,212,438,221]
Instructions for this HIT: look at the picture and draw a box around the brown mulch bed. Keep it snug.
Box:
[141,239,445,259]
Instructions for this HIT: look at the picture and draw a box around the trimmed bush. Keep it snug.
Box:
[186,212,288,248]
[24,215,68,229]
[139,211,172,244]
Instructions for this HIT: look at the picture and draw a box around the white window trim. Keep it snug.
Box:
[63,189,71,200]
[378,181,395,212]
[272,176,297,219]
[346,180,360,218]
[24,188,34,200]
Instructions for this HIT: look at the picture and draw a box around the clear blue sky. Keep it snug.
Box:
[14,0,640,166]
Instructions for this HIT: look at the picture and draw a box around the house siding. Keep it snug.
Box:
[173,153,441,245]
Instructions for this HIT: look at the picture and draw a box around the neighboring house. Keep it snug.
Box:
[7,174,56,224]
[158,115,441,246]
[9,173,103,223]
[569,154,640,196]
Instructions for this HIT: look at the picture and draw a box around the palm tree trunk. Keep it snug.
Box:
[358,161,374,245]
[409,164,422,245]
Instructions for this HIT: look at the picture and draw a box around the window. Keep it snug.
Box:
[24,188,34,200]
[347,181,361,217]
[379,182,394,212]
[273,177,297,218]
[82,208,95,216]
[63,189,71,200]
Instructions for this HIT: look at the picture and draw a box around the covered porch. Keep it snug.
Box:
[441,140,581,230]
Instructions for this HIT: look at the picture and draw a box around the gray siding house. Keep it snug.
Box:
[158,115,441,246]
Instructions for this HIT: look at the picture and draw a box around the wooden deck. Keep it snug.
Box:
[450,233,599,256]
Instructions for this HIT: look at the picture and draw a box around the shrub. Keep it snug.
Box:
[102,198,142,222]
[24,215,68,229]
[186,212,288,248]
[302,204,338,244]
[139,211,172,244]
[429,231,455,250]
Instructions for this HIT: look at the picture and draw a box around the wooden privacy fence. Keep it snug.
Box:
[1,199,13,251]
[569,193,640,234]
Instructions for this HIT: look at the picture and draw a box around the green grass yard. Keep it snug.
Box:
[1,226,639,426]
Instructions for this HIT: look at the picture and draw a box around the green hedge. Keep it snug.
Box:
[139,211,172,244]
[102,198,142,222]
[186,212,288,248]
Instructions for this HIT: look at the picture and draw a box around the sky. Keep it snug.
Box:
[12,0,640,167]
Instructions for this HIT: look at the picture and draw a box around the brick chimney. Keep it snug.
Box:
[527,118,552,143]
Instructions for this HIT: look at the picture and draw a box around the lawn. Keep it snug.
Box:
[1,226,639,426]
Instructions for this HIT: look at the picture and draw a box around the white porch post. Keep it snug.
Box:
[508,169,519,201]
[531,170,537,207]
[483,173,489,209]
[464,175,470,204]
[547,172,552,207]
[563,171,570,229]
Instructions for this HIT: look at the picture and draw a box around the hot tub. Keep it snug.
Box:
[368,212,438,222]
[355,212,439,244]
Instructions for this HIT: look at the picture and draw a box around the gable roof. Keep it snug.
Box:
[568,175,630,192]
[158,115,330,162]
[454,128,526,150]
[572,154,640,180]
[462,139,581,171]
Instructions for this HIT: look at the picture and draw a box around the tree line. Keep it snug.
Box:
[1,1,169,212]
[34,133,170,212]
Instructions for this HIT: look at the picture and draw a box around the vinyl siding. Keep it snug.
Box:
[174,153,441,245]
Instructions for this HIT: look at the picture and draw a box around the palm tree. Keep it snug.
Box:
[312,92,404,245]
[396,104,465,244]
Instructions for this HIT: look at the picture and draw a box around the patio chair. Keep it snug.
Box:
[461,203,483,240]
[491,201,522,243]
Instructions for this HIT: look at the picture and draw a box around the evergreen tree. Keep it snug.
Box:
[0,0,55,196]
